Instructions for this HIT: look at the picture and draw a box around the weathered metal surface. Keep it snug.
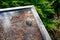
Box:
[0,5,51,40]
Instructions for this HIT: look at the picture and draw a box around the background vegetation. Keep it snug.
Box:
[0,0,60,40]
